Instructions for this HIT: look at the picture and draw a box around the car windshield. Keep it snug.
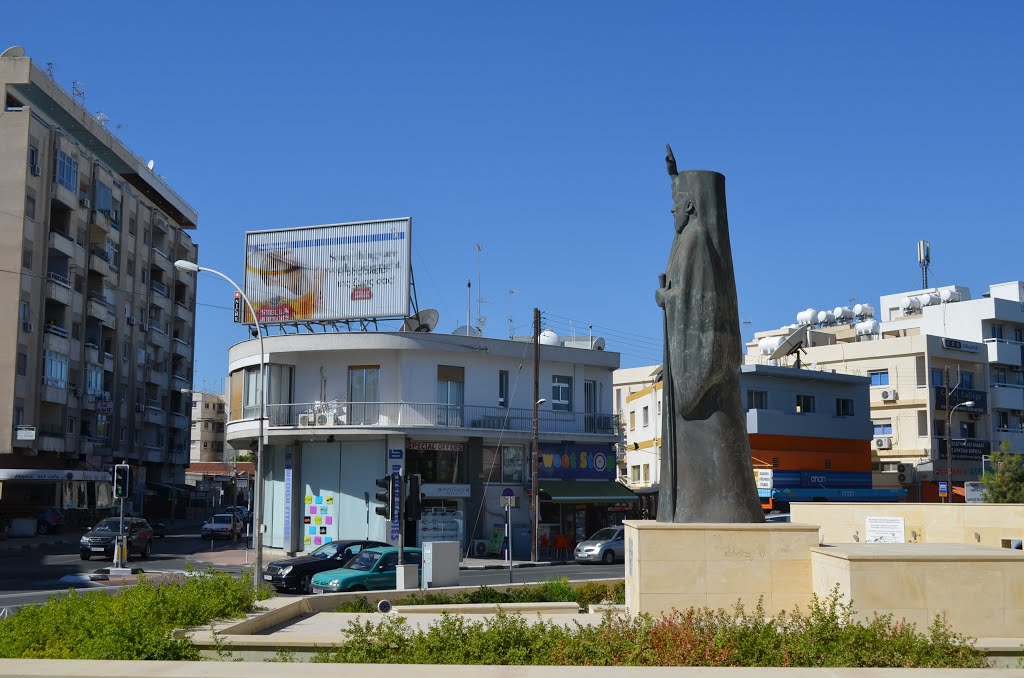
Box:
[93,519,121,532]
[345,550,383,571]
[311,543,341,559]
[588,528,619,542]
[212,515,232,524]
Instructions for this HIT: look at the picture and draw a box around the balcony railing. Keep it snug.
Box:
[151,281,169,297]
[250,402,620,435]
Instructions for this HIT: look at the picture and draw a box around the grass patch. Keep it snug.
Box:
[0,568,273,660]
[318,588,987,668]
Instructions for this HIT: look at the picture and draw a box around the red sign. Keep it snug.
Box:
[257,303,295,322]
[351,285,373,301]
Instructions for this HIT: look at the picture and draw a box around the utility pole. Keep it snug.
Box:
[944,366,951,503]
[530,308,541,563]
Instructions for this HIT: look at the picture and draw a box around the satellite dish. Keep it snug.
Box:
[769,324,810,368]
[452,325,482,337]
[1,46,25,58]
[401,308,439,333]
[147,160,155,171]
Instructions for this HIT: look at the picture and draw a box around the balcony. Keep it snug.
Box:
[934,437,992,461]
[48,229,77,258]
[150,284,172,311]
[171,370,189,387]
[91,209,111,234]
[254,402,620,436]
[38,430,66,454]
[173,300,193,322]
[986,339,1024,368]
[42,326,71,355]
[45,272,74,306]
[151,246,171,268]
[171,336,191,357]
[170,411,190,429]
[148,322,170,348]
[934,387,987,413]
[144,402,166,425]
[141,446,164,463]
[994,429,1024,454]
[991,384,1024,411]
[88,248,112,278]
[146,365,168,388]
[86,295,116,327]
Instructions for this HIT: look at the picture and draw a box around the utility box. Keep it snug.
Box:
[422,540,460,588]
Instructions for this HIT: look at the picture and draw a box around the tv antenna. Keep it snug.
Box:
[917,240,930,288]
[507,289,518,338]
[769,324,810,369]
[474,243,486,332]
[72,81,86,107]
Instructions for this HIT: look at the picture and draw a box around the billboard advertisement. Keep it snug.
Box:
[242,218,411,323]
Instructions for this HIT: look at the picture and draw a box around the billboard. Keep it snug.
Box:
[242,218,411,323]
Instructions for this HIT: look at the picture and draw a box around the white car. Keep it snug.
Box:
[201,513,242,540]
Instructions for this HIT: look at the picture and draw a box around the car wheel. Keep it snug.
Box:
[348,584,367,592]
[300,574,312,595]
[80,553,90,561]
[602,550,615,565]
[142,541,152,559]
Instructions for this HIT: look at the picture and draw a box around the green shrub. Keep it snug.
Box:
[336,596,376,613]
[316,588,988,668]
[0,568,272,660]
[610,580,626,605]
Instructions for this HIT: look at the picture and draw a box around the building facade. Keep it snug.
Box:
[190,392,229,463]
[0,49,199,520]
[615,363,894,514]
[224,330,629,555]
[746,281,1024,501]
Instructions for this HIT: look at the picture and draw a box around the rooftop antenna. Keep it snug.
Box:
[45,61,54,78]
[917,240,931,288]
[507,289,518,339]
[474,243,485,333]
[71,81,85,107]
[466,279,472,336]
[95,111,109,127]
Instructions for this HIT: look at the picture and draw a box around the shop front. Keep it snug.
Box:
[535,442,637,550]
[406,440,469,550]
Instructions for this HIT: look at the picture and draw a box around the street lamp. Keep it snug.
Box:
[531,398,546,563]
[175,259,265,591]
[945,399,976,503]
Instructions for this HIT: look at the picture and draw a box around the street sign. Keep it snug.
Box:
[754,469,773,490]
[964,481,985,504]
[501,487,515,498]
[938,481,948,498]
[15,426,35,441]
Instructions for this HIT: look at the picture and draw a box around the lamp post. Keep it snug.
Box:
[175,260,265,591]
[945,399,975,503]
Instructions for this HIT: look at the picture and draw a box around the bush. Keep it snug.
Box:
[315,588,988,668]
[0,568,272,660]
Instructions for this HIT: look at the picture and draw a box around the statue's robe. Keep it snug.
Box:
[657,170,764,523]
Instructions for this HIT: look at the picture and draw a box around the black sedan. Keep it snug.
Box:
[263,540,388,594]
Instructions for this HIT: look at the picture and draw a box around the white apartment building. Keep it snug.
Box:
[224,330,628,555]
[746,281,1024,500]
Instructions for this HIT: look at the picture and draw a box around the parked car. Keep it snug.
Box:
[220,506,251,525]
[37,507,64,535]
[574,527,624,565]
[80,517,153,561]
[263,539,389,594]
[311,547,422,593]
[143,517,167,538]
[201,513,242,540]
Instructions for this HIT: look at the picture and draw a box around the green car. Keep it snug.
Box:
[310,546,422,593]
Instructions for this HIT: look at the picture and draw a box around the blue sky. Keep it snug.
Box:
[6,2,1022,389]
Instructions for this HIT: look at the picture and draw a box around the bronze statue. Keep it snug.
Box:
[656,145,764,523]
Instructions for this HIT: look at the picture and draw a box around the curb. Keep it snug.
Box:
[459,560,569,570]
[0,537,77,554]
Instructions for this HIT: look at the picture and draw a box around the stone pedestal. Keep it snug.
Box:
[623,520,820,616]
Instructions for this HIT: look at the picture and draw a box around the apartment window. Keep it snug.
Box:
[551,376,572,411]
[993,367,1007,385]
[436,365,464,426]
[502,445,524,483]
[71,322,81,340]
[642,406,649,428]
[95,181,113,215]
[961,371,974,389]
[347,365,380,425]
[643,464,651,483]
[22,246,32,271]
[629,410,636,430]
[915,356,927,386]
[747,390,768,410]
[498,370,509,408]
[998,411,1010,430]
[835,398,854,417]
[917,410,928,437]
[119,427,125,443]
[631,465,640,482]
[615,388,622,414]
[128,216,137,236]
[19,300,29,323]
[56,150,78,191]
[25,194,35,220]
[43,351,68,387]
[67,417,76,435]
[85,364,103,395]
[203,441,209,449]
[868,370,889,387]
[13,404,24,427]
[127,259,134,278]
[204,402,210,409]
[143,228,149,245]
[16,351,27,377]
[136,347,146,365]
[795,394,815,414]
[191,421,196,429]
[932,368,943,387]
[203,422,210,430]
[960,421,977,438]
[873,419,893,436]
[1015,328,1023,343]
[992,324,1004,340]
[122,341,130,360]
[28,145,38,169]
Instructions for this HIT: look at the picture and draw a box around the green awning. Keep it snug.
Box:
[539,480,638,504]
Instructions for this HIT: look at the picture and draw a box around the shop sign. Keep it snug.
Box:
[754,469,773,490]
[408,441,465,452]
[15,426,36,441]
[421,483,470,498]
[538,443,614,480]
[942,338,980,353]
[96,400,113,415]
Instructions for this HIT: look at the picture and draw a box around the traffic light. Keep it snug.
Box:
[113,464,130,498]
[406,473,422,522]
[374,475,393,519]
[897,463,916,485]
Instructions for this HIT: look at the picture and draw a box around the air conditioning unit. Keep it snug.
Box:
[139,323,149,332]
[74,388,83,397]
[79,197,91,210]
[298,413,316,427]
[126,316,135,326]
[315,412,336,427]
[21,321,33,333]
[896,462,916,485]
[30,164,41,177]
[470,539,489,557]
[875,437,893,450]
[135,404,145,413]
[109,209,118,222]
[880,389,898,402]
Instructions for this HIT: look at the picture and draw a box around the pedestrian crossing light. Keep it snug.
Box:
[374,475,393,519]
[406,473,422,522]
[113,464,130,499]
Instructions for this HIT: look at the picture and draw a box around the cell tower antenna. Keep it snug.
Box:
[917,240,931,288]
